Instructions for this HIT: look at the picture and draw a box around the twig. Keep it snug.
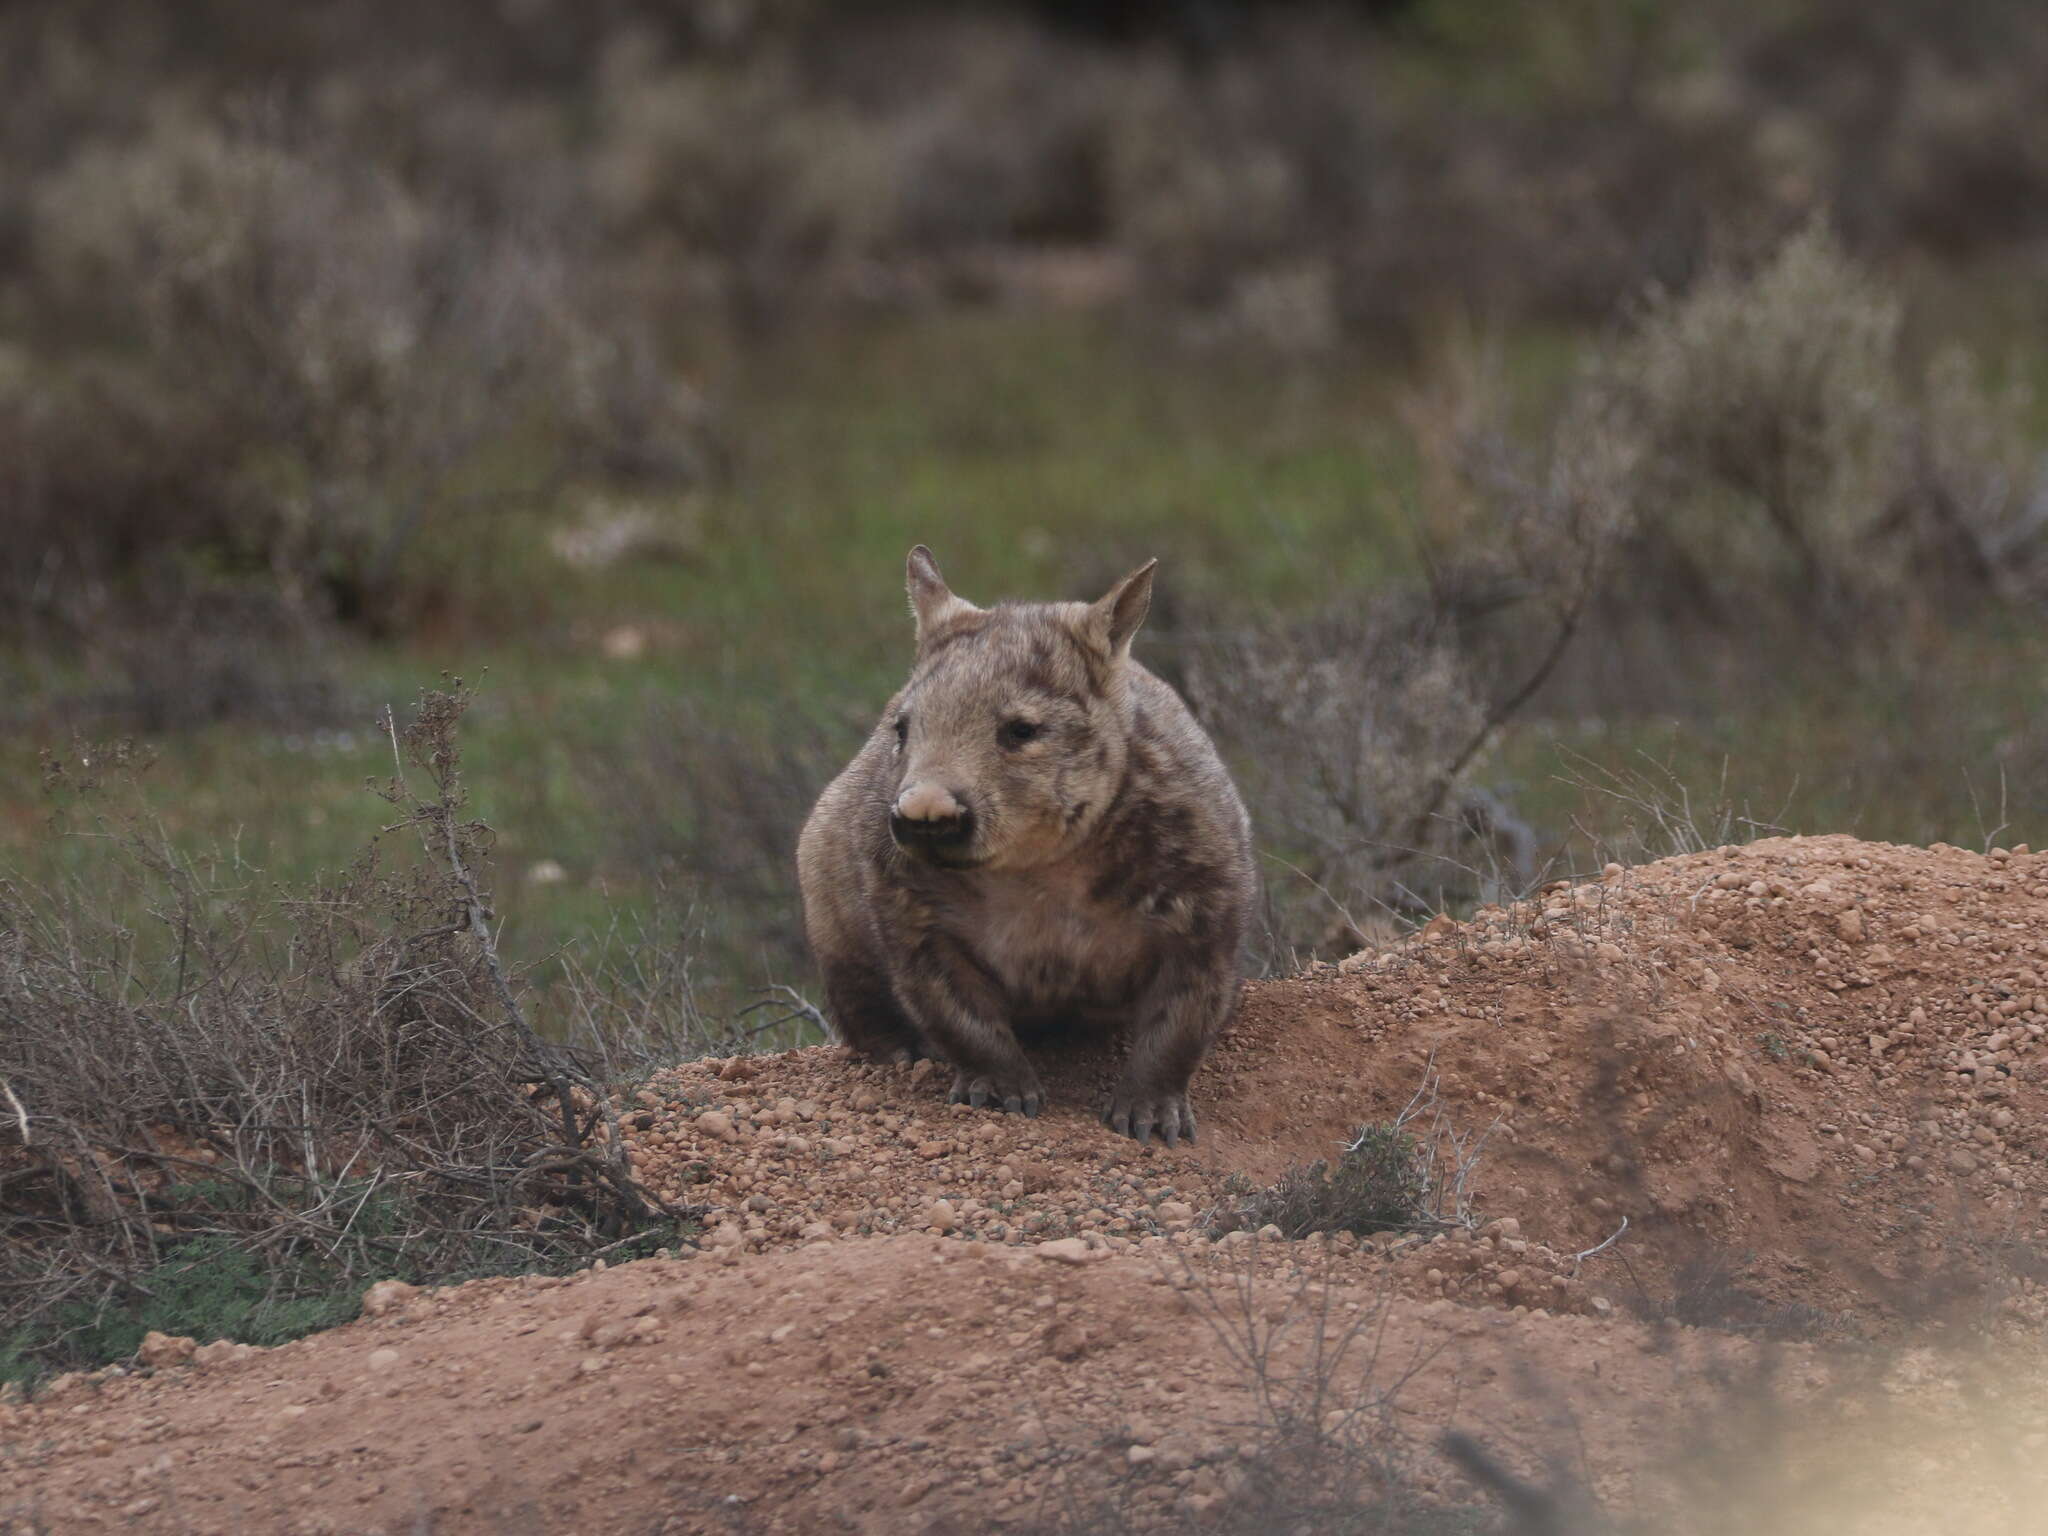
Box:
[736,985,830,1043]
[383,697,665,1228]
[0,1076,29,1146]
[1439,1431,1583,1536]
[1396,544,1598,854]
[1571,1216,1629,1278]
[1261,850,1369,948]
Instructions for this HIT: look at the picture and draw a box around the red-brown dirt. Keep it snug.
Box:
[8,835,2048,1534]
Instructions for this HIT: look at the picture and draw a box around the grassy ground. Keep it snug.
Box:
[5,311,2042,1016]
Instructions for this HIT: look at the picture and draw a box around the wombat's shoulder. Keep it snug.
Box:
[1125,667,1242,794]
[1103,667,1254,877]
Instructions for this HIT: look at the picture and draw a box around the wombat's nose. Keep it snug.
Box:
[891,783,974,851]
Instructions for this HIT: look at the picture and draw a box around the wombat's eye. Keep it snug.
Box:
[893,715,908,748]
[998,719,1041,749]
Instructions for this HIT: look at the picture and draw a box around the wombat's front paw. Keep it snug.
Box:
[948,1070,1044,1117]
[845,1042,934,1067]
[1104,1085,1196,1148]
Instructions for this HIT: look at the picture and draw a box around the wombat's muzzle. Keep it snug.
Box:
[889,800,977,863]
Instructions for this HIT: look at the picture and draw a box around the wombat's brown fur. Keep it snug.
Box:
[797,546,1255,1145]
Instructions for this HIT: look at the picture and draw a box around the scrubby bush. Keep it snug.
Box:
[1185,604,1524,958]
[1223,1123,1432,1240]
[0,687,694,1386]
[1387,222,2046,730]
[4,104,701,652]
[592,12,1119,324]
[1580,224,2046,633]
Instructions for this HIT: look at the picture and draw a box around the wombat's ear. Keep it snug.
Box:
[906,545,980,648]
[1083,558,1157,663]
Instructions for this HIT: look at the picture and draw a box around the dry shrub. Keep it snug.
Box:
[0,687,688,1385]
[1588,223,2047,629]
[1182,408,1625,959]
[9,0,2048,369]
[593,13,1118,325]
[592,48,895,328]
[1399,225,2045,721]
[3,103,701,651]
[1222,1125,1430,1241]
[1185,605,1511,958]
[1027,1256,1490,1536]
[1598,223,1907,612]
[1219,1065,1494,1240]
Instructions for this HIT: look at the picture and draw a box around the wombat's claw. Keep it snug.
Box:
[950,1072,1042,1117]
[1104,1091,1197,1148]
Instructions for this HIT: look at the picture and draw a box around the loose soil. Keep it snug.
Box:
[8,835,2048,1534]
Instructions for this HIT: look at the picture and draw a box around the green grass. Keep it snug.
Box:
[1,1176,696,1388]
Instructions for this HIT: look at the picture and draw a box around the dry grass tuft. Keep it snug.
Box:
[0,685,696,1385]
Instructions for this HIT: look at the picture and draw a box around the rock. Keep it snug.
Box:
[697,1112,736,1142]
[1837,909,1866,944]
[1156,1201,1195,1223]
[926,1200,957,1233]
[138,1332,197,1369]
[601,625,646,660]
[192,1340,249,1371]
[1035,1238,1107,1266]
[367,1347,401,1371]
[360,1279,422,1318]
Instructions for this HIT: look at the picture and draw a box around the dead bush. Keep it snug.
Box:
[0,685,691,1386]
[1222,1125,1430,1241]
[1026,1255,1492,1536]
[1185,604,1512,959]
[1218,1066,1493,1239]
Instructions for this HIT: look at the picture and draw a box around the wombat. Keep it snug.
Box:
[797,546,1255,1145]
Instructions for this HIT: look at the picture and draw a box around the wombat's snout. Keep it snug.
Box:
[890,783,976,860]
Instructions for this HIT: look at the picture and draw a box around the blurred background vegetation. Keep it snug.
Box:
[3,0,2046,999]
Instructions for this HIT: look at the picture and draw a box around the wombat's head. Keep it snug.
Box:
[880,546,1154,871]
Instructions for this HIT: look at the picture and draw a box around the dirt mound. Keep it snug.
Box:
[619,834,2048,1327]
[8,835,2048,1534]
